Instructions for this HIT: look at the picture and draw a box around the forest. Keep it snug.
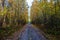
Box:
[31,0,60,40]
[0,0,28,39]
[0,0,60,40]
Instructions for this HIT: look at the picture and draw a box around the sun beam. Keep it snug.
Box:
[26,0,34,7]
[26,0,34,23]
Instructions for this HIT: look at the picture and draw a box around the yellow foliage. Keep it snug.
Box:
[0,7,7,15]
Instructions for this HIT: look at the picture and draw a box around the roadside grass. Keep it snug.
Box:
[0,24,24,40]
[33,24,60,40]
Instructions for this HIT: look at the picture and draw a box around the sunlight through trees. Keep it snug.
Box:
[0,0,60,40]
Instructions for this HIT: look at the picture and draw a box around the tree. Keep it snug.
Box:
[31,0,60,35]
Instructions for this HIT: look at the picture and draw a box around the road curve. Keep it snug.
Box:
[18,24,47,40]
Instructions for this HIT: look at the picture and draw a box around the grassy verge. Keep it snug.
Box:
[33,24,60,40]
[0,24,24,40]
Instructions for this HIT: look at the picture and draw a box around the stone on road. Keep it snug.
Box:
[18,24,47,40]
